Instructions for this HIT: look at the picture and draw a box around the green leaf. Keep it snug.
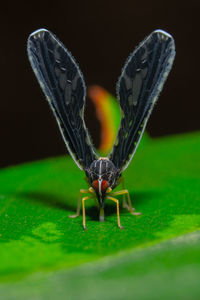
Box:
[0,131,200,299]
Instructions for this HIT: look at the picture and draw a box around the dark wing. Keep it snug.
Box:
[27,29,97,170]
[109,30,175,171]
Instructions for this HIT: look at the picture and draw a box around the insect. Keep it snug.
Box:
[27,29,175,230]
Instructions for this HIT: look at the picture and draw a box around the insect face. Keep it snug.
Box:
[86,158,120,207]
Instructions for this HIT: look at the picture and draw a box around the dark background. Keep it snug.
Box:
[0,1,199,168]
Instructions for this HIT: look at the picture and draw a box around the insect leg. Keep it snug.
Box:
[110,189,141,216]
[88,187,99,208]
[117,177,129,209]
[68,189,89,218]
[106,196,124,229]
[82,196,94,230]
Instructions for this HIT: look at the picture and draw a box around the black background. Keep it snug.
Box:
[0,1,199,168]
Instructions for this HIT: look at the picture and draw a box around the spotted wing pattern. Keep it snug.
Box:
[27,29,97,170]
[109,30,175,171]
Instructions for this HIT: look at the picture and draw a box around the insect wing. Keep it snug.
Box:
[109,30,175,171]
[27,29,97,170]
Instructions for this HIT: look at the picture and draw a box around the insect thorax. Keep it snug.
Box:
[85,158,120,190]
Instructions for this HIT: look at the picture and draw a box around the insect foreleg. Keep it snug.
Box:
[69,189,92,218]
[82,196,94,230]
[106,196,124,229]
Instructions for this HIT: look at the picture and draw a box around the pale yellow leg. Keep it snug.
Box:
[117,177,129,209]
[106,196,124,229]
[68,189,89,218]
[121,178,128,209]
[82,196,94,230]
[89,187,99,207]
[110,189,141,216]
[69,187,96,230]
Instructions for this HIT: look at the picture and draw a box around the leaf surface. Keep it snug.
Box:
[0,132,199,299]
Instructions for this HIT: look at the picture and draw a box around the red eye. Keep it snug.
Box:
[92,179,109,192]
[101,180,108,191]
[92,180,99,190]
